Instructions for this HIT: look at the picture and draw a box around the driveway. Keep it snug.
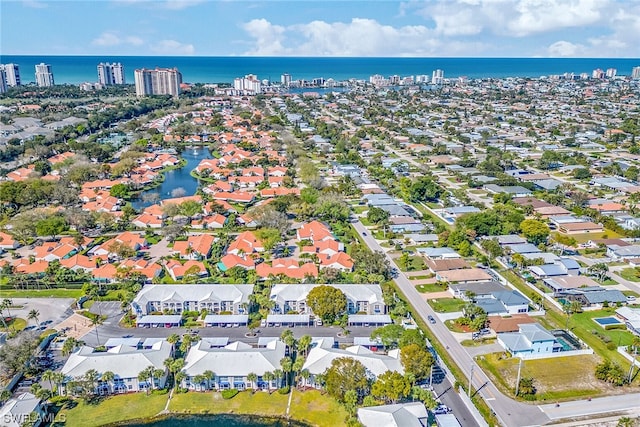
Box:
[144,237,172,262]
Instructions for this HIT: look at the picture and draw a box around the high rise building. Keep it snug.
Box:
[281,73,291,87]
[0,63,21,86]
[35,63,54,87]
[632,66,640,79]
[134,67,182,97]
[98,62,126,85]
[606,68,617,78]
[592,68,605,79]
[432,69,444,85]
[233,74,261,94]
[0,69,7,94]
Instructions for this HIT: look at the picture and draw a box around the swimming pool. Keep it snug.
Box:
[593,317,622,326]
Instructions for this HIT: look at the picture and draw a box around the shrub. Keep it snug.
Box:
[221,389,239,399]
[606,342,617,350]
[277,386,290,394]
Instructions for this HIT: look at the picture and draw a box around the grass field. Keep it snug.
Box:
[56,390,348,427]
[2,317,26,331]
[55,393,167,427]
[476,353,606,401]
[619,268,640,282]
[415,283,446,293]
[428,298,466,313]
[0,289,83,299]
[554,230,622,244]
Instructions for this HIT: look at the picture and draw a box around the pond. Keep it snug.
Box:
[123,414,311,427]
[132,147,212,209]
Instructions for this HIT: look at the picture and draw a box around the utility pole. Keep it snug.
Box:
[515,358,523,396]
[628,347,638,384]
[468,365,474,398]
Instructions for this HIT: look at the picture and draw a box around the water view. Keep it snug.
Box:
[132,147,212,209]
[124,414,311,427]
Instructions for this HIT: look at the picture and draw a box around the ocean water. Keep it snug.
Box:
[0,56,638,85]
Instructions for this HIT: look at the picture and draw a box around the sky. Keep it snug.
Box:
[1,0,639,57]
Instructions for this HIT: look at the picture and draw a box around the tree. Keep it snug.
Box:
[298,335,312,357]
[370,324,405,348]
[411,386,438,410]
[371,371,411,404]
[517,377,536,399]
[595,360,627,386]
[343,389,358,416]
[572,168,592,180]
[256,227,282,252]
[588,263,609,282]
[307,285,347,324]
[480,238,503,266]
[408,176,442,203]
[400,344,435,381]
[398,328,425,348]
[367,207,390,225]
[109,183,130,198]
[520,219,550,245]
[350,247,391,279]
[280,357,293,387]
[247,372,258,390]
[101,371,115,394]
[324,357,370,402]
[35,216,68,239]
[27,309,40,326]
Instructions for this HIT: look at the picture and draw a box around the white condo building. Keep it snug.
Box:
[98,62,126,85]
[281,73,291,87]
[633,66,640,79]
[432,69,444,85]
[134,67,182,97]
[0,63,20,86]
[35,63,54,87]
[233,74,261,94]
[606,68,617,78]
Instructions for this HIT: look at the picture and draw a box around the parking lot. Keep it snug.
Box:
[6,298,75,329]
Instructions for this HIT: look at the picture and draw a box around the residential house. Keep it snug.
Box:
[227,231,264,255]
[0,392,45,427]
[182,340,286,391]
[358,403,428,427]
[172,234,216,260]
[61,341,172,393]
[164,260,209,281]
[474,291,530,315]
[131,284,254,316]
[270,284,386,316]
[615,307,640,336]
[497,323,563,358]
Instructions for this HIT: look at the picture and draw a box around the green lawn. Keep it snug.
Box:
[415,283,446,293]
[3,317,26,331]
[619,268,640,282]
[476,353,606,402]
[55,393,168,427]
[57,389,349,427]
[556,230,622,244]
[0,289,83,299]
[170,389,347,427]
[428,298,465,313]
[460,337,496,347]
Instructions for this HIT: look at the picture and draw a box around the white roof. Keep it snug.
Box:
[183,340,286,377]
[133,284,254,307]
[61,340,172,380]
[270,284,383,305]
[137,315,182,324]
[204,314,248,323]
[302,345,403,378]
[0,393,41,427]
[358,402,427,427]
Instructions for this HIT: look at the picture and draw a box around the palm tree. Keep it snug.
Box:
[2,299,13,318]
[101,371,115,395]
[292,358,304,387]
[298,335,312,357]
[84,369,99,396]
[91,316,103,346]
[262,371,274,391]
[280,329,297,352]
[193,374,206,391]
[247,372,257,391]
[52,372,66,396]
[42,370,55,391]
[167,333,180,348]
[273,369,283,389]
[175,371,187,390]
[27,309,40,327]
[153,369,165,390]
[299,369,310,388]
[138,368,152,394]
[202,370,215,390]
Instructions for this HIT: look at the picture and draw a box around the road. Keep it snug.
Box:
[352,219,550,427]
[539,393,640,421]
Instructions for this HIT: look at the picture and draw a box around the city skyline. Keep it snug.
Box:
[1,0,639,58]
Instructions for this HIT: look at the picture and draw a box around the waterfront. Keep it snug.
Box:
[132,147,211,209]
[2,56,639,85]
[123,414,311,427]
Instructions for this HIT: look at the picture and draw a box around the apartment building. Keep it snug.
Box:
[134,67,182,97]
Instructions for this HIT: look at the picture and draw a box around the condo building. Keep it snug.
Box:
[97,62,126,85]
[632,66,640,79]
[134,67,182,97]
[35,63,54,87]
[432,69,444,85]
[0,63,21,87]
[0,69,6,94]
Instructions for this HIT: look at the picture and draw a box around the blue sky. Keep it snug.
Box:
[1,0,639,57]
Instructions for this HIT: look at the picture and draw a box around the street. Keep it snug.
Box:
[352,218,550,427]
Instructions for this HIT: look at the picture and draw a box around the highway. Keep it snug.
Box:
[351,219,550,427]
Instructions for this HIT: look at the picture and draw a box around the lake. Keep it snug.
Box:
[132,147,212,209]
[123,414,311,427]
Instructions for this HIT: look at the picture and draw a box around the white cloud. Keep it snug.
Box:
[150,39,195,55]
[92,32,144,47]
[547,41,583,57]
[241,19,287,56]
